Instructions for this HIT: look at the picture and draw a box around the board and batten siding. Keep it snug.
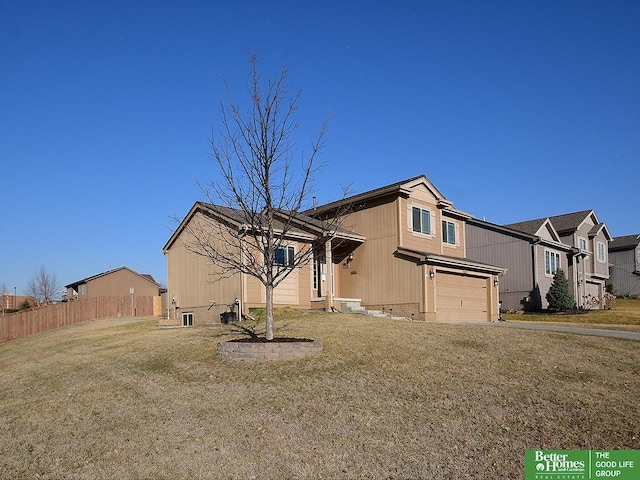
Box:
[465,222,532,311]
[609,248,640,297]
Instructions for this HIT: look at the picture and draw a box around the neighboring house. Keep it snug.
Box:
[1,293,36,310]
[164,175,506,326]
[467,210,611,311]
[466,217,573,311]
[608,234,640,297]
[64,266,162,301]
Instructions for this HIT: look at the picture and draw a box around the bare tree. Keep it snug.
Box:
[185,52,347,340]
[26,265,61,305]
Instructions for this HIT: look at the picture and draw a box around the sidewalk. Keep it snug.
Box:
[489,321,640,340]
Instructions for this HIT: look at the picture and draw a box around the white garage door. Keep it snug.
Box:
[436,272,489,322]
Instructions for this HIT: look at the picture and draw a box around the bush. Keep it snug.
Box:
[546,268,575,311]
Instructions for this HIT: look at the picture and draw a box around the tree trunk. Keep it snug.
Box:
[265,283,274,340]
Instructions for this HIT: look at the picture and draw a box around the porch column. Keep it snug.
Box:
[325,239,333,312]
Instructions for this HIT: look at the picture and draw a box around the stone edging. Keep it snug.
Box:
[216,339,324,361]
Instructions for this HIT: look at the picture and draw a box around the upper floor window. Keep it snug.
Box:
[545,250,561,275]
[442,220,456,245]
[412,207,432,235]
[579,237,587,251]
[274,246,295,267]
[597,242,606,262]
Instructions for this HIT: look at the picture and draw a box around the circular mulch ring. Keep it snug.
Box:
[216,337,323,361]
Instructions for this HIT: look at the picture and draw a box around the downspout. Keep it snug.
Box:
[532,238,540,310]
[164,252,170,321]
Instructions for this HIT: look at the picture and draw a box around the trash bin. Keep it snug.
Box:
[220,311,238,324]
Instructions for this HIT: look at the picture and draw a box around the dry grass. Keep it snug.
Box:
[0,311,638,479]
[503,298,640,329]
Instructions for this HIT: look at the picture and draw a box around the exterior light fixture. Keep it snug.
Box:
[429,269,435,279]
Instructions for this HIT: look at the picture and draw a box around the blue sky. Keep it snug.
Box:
[2,1,639,294]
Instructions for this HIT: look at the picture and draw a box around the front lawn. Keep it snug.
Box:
[503,298,640,328]
[0,311,638,479]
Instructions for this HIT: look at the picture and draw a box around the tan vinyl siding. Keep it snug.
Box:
[166,215,316,321]
[336,201,421,307]
[401,197,441,255]
[166,238,240,312]
[85,269,159,298]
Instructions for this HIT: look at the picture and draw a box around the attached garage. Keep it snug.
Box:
[394,247,506,322]
[583,281,602,309]
[436,272,489,322]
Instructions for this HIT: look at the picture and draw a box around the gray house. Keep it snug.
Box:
[607,234,640,297]
[467,210,611,311]
[466,218,573,311]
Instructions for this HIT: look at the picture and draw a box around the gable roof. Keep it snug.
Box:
[65,266,159,289]
[506,210,612,241]
[609,234,640,252]
[548,210,595,234]
[306,174,470,218]
[163,201,365,252]
[504,218,548,236]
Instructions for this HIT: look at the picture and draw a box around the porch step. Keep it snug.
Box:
[341,301,409,321]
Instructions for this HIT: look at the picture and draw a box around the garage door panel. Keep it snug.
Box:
[437,272,488,322]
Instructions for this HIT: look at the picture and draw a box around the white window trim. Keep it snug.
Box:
[274,245,295,267]
[596,241,606,263]
[408,205,435,237]
[544,249,561,276]
[578,236,588,252]
[182,312,194,327]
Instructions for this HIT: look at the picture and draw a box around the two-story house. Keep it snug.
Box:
[307,175,505,322]
[608,234,640,297]
[467,210,611,311]
[542,210,611,308]
[163,175,505,325]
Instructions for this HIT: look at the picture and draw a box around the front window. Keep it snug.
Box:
[545,250,561,275]
[442,220,456,245]
[579,237,587,251]
[412,207,432,235]
[274,246,295,266]
[597,242,606,262]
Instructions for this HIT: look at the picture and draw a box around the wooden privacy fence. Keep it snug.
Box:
[0,296,160,344]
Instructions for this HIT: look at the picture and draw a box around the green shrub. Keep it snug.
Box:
[546,268,575,311]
